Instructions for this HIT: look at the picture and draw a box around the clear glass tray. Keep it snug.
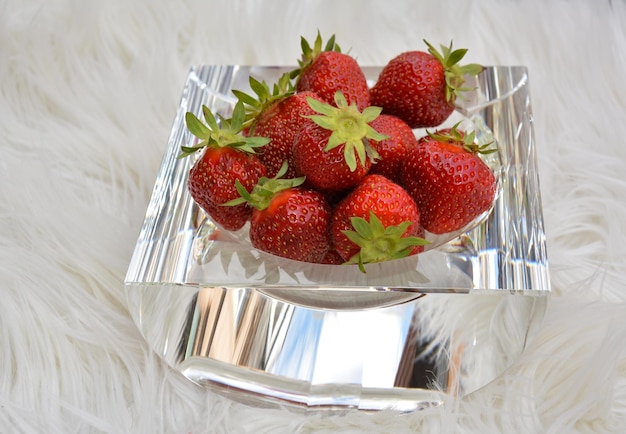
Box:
[125,65,550,412]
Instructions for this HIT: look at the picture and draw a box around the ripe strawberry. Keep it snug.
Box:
[292,91,387,192]
[320,248,345,265]
[233,74,325,178]
[181,101,268,231]
[228,163,332,263]
[368,114,419,184]
[402,125,497,234]
[370,40,483,128]
[251,188,331,262]
[331,174,428,271]
[291,32,370,110]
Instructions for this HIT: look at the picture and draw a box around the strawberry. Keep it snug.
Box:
[370,40,483,128]
[292,91,387,192]
[320,248,345,265]
[402,124,497,234]
[331,174,428,271]
[368,114,419,184]
[233,74,325,178]
[291,32,370,110]
[251,188,331,262]
[228,163,332,263]
[180,101,269,231]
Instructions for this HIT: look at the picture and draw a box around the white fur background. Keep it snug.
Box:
[2,0,626,432]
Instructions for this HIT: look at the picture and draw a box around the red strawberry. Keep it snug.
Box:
[291,32,370,110]
[233,74,325,178]
[331,174,428,271]
[320,248,345,265]
[253,92,324,178]
[250,188,331,263]
[181,101,268,231]
[368,114,419,184]
[370,40,483,128]
[292,91,387,192]
[229,163,332,263]
[402,125,497,234]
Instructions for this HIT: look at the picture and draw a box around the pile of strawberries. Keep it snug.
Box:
[180,33,497,272]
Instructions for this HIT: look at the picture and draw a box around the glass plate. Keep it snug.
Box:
[125,65,550,412]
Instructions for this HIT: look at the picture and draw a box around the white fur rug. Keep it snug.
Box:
[2,0,626,432]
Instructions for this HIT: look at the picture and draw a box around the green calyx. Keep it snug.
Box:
[232,72,295,132]
[289,30,341,80]
[307,91,387,171]
[224,161,306,210]
[343,211,430,273]
[177,100,269,159]
[424,39,484,103]
[427,121,497,155]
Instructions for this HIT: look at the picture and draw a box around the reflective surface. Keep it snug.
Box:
[125,65,550,411]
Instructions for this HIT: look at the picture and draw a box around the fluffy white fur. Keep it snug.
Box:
[2,0,626,432]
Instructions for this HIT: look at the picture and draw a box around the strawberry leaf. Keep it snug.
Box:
[427,123,497,155]
[185,112,212,139]
[306,97,336,117]
[342,211,429,273]
[243,136,270,147]
[364,125,388,143]
[424,39,484,102]
[361,106,383,123]
[176,144,206,159]
[231,89,259,108]
[230,101,246,132]
[291,31,341,79]
[222,180,252,207]
[333,90,349,108]
[459,63,484,76]
[447,48,468,67]
[249,76,269,101]
[324,33,336,52]
[307,91,386,172]
[181,103,269,158]
[202,105,220,131]
[232,73,295,130]
[309,114,336,131]
[230,161,306,211]
[350,216,374,239]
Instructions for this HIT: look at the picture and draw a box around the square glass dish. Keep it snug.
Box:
[125,65,550,412]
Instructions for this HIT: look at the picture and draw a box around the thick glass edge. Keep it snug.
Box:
[125,283,547,410]
[179,354,448,412]
[125,65,550,295]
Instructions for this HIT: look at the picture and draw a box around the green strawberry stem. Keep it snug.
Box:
[224,161,306,210]
[289,31,341,80]
[178,101,269,159]
[427,121,497,155]
[307,91,387,171]
[232,72,295,131]
[423,40,484,102]
[342,211,429,273]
